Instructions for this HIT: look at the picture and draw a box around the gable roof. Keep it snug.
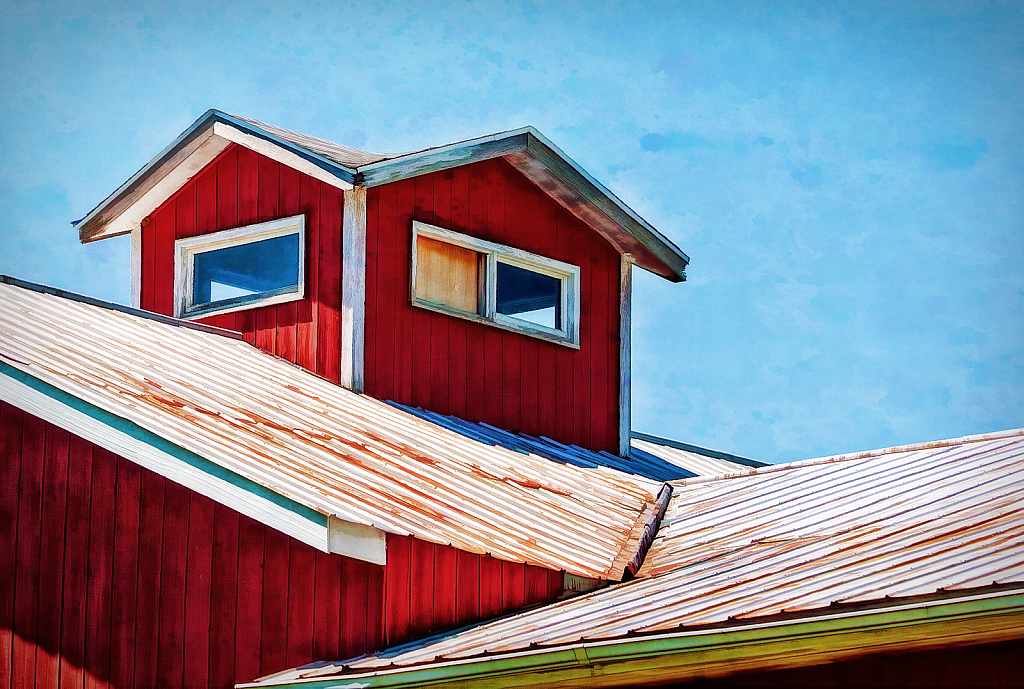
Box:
[0,276,663,579]
[74,110,689,281]
[256,428,1024,686]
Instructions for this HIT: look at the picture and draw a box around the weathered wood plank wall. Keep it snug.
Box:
[0,403,564,687]
[365,158,622,454]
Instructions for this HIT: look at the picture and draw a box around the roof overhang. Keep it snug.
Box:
[0,355,387,566]
[76,114,688,281]
[75,110,358,244]
[360,127,689,281]
[240,587,1024,688]
[1,276,660,578]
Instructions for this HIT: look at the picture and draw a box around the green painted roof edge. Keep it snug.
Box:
[631,431,767,468]
[239,587,1024,688]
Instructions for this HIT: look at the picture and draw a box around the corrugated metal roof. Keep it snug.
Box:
[630,434,766,477]
[229,113,400,168]
[0,279,661,579]
[391,403,696,482]
[305,429,1024,674]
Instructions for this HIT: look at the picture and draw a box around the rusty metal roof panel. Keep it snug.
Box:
[0,279,661,579]
[312,429,1024,674]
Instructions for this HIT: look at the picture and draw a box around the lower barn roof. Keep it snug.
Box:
[0,277,661,579]
[269,428,1024,680]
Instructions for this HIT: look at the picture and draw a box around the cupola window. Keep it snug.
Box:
[411,221,580,347]
[174,215,305,319]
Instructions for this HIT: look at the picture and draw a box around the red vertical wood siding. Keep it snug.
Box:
[382,534,564,648]
[365,158,622,453]
[0,404,566,687]
[0,403,382,687]
[141,143,345,381]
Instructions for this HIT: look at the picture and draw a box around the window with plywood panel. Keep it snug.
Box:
[411,221,580,347]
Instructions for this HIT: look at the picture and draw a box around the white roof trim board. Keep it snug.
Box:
[0,278,661,578]
[295,429,1024,675]
[74,110,689,281]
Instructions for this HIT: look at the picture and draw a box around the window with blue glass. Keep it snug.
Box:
[174,215,305,319]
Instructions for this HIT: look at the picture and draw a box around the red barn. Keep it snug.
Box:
[4,111,1022,689]
[1,112,692,688]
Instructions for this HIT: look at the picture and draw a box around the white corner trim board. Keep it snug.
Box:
[341,186,367,392]
[618,254,633,457]
[0,364,387,567]
[130,226,142,309]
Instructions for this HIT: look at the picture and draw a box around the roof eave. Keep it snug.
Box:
[358,127,690,282]
[239,588,1024,688]
[0,335,388,567]
[75,110,359,244]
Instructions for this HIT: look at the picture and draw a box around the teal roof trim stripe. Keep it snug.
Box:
[0,357,328,529]
[209,109,360,180]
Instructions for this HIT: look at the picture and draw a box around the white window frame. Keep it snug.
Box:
[174,214,306,320]
[411,221,581,347]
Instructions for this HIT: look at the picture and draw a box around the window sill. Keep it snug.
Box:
[411,298,581,349]
[181,289,304,321]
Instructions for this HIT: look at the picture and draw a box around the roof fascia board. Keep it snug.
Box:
[357,127,689,281]
[357,130,533,186]
[329,516,386,566]
[0,359,387,566]
[75,109,219,239]
[241,589,1024,688]
[516,130,689,282]
[211,121,354,192]
[77,110,357,243]
[77,125,231,242]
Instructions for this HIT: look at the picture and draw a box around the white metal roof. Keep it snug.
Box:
[229,113,398,168]
[630,435,764,477]
[302,429,1024,674]
[0,279,661,579]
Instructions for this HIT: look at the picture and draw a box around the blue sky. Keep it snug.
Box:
[2,0,1021,462]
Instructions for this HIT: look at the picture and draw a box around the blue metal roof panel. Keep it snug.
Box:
[389,403,696,482]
